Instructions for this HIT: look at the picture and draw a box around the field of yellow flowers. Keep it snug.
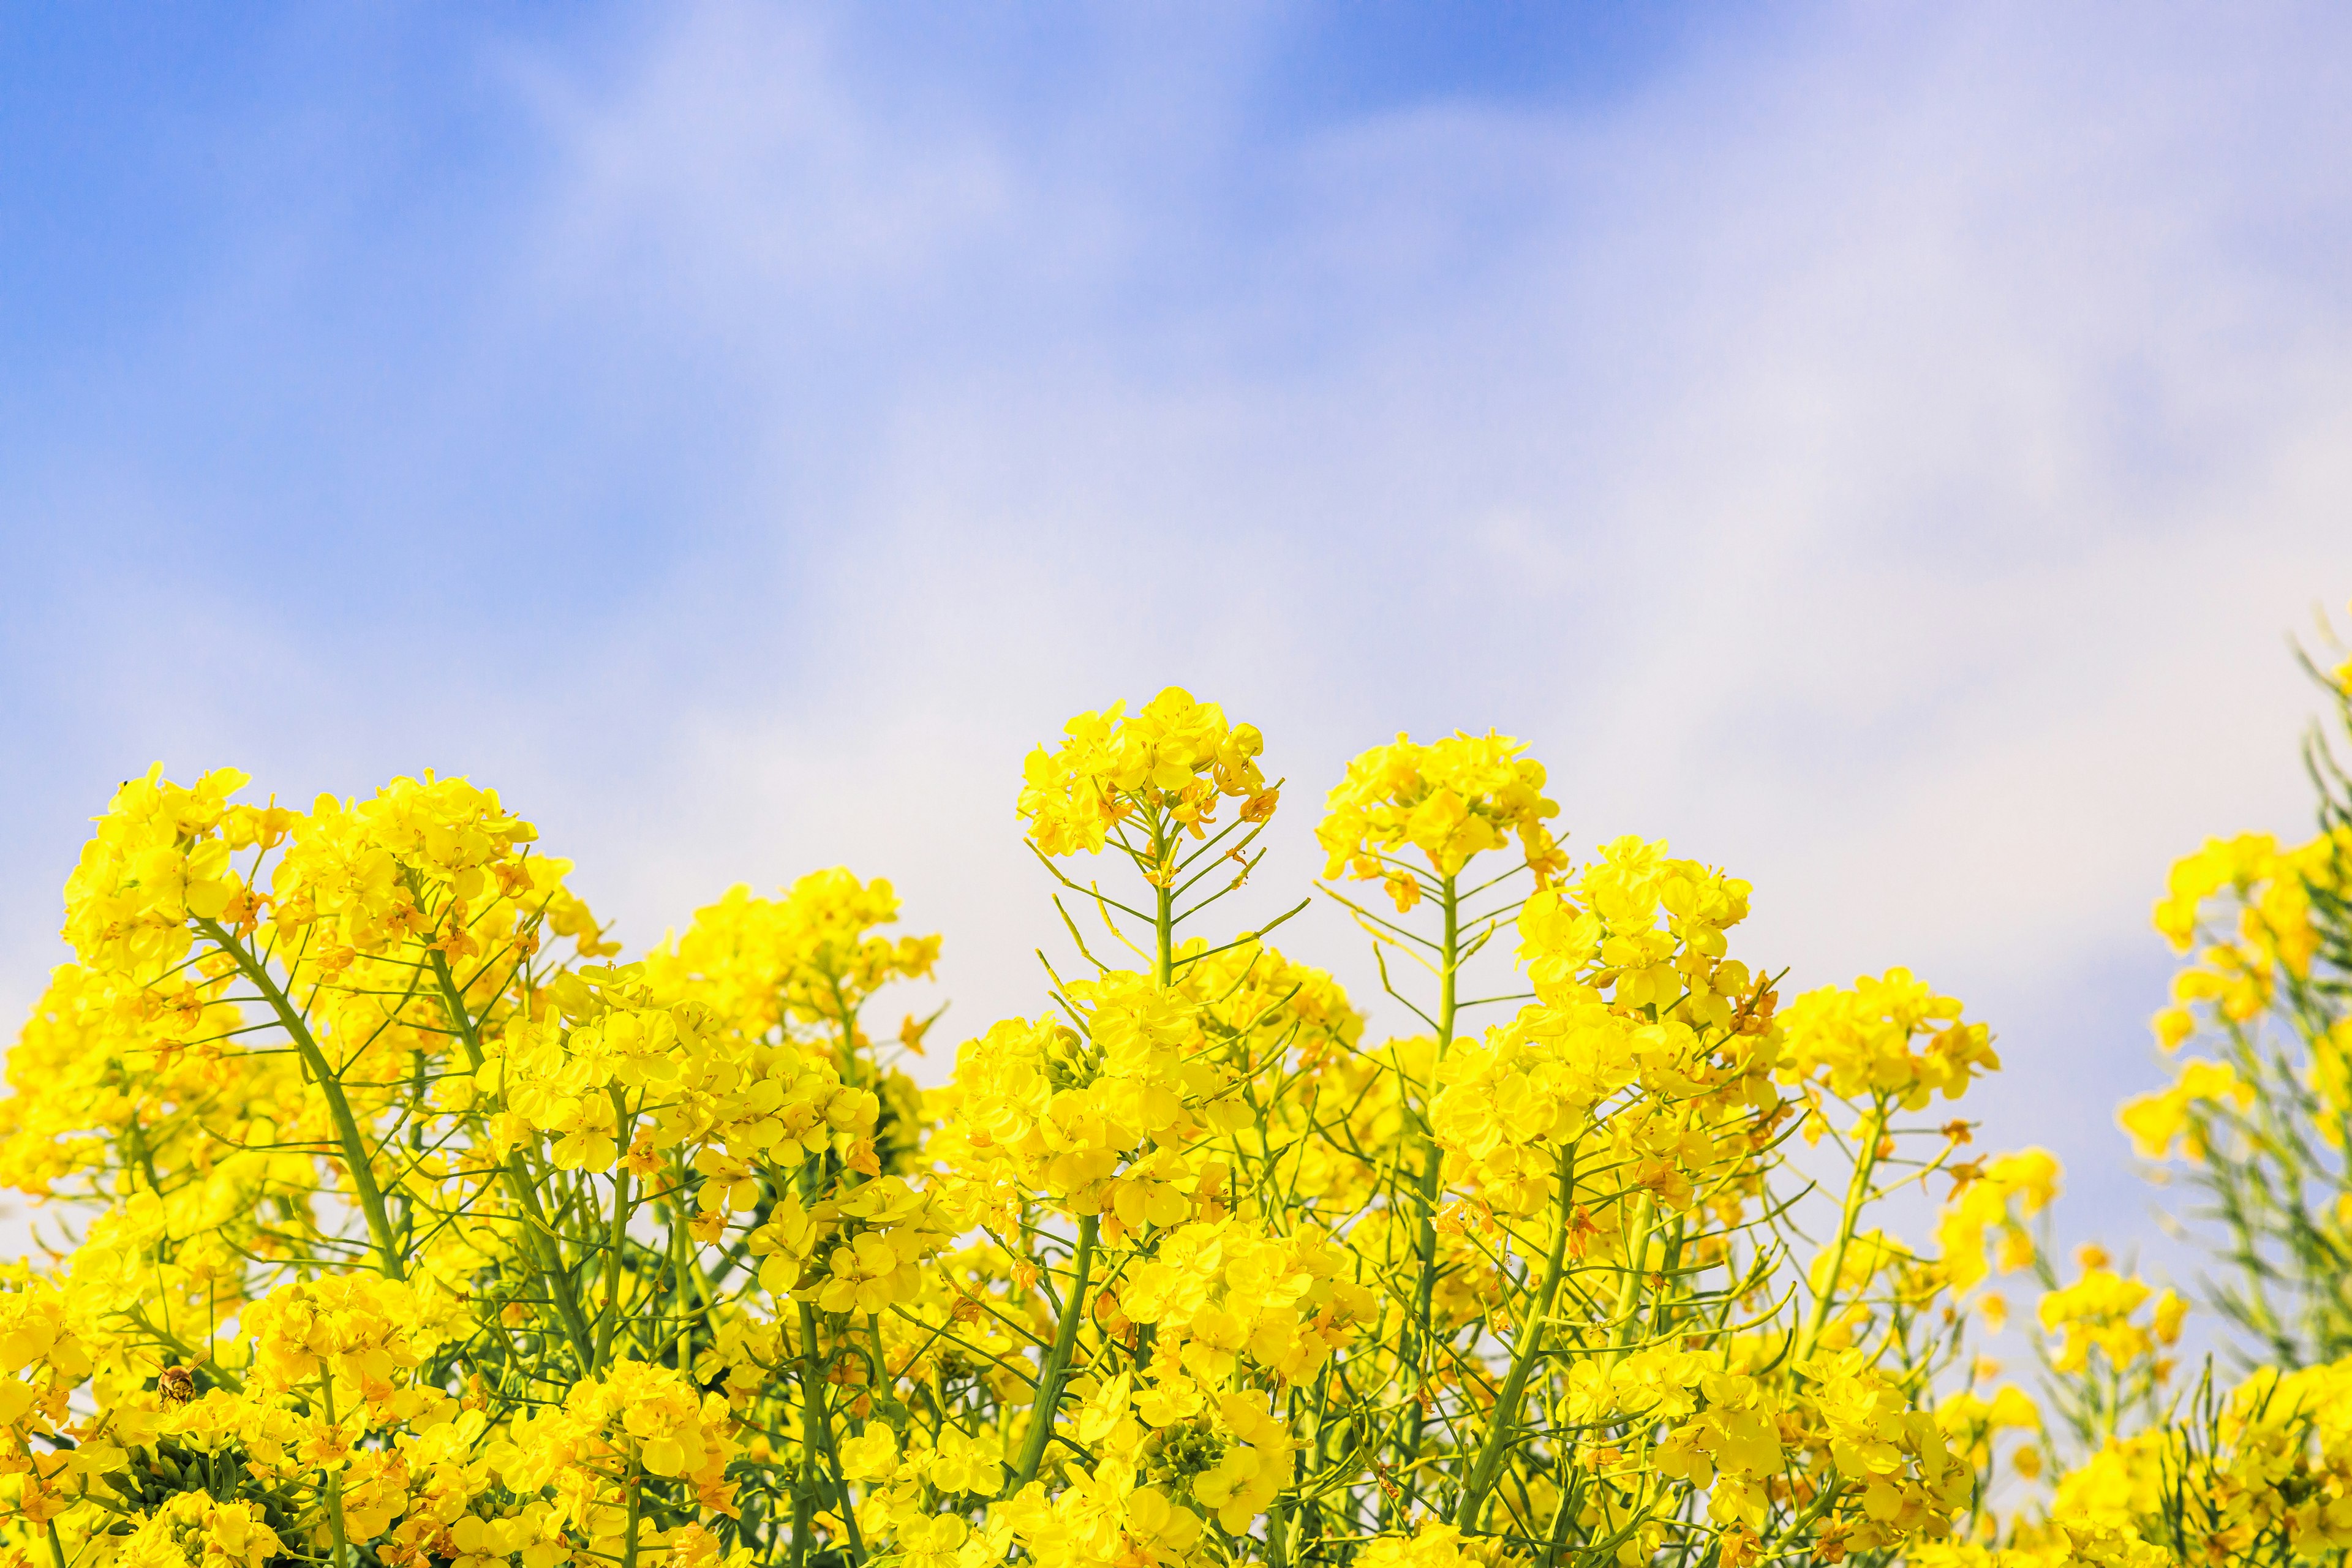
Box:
[2,649,2350,1568]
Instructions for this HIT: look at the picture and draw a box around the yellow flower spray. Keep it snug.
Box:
[0,689,2108,1568]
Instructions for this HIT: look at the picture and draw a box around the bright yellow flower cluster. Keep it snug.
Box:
[2149,832,2337,1033]
[2037,1261,2185,1378]
[1017,688,1273,863]
[115,1493,282,1568]
[1929,1348,2352,1568]
[1316,731,1566,907]
[241,1274,455,1395]
[1517,835,1754,1016]
[645,871,940,1048]
[1934,1148,2060,1293]
[1776,968,2001,1110]
[0,701,2085,1568]
[2116,666,2352,1365]
[2116,1057,2252,1160]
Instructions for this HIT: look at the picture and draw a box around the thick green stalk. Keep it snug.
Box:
[1602,1194,1656,1371]
[1454,1150,1575,1529]
[198,919,403,1280]
[1010,1213,1099,1489]
[788,1332,818,1568]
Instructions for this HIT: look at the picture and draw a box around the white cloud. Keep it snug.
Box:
[537,3,2349,1224]
[6,1,2350,1256]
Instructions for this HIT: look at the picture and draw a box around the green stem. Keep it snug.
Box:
[1539,1469,1583,1568]
[829,979,867,1088]
[1439,873,1459,1046]
[319,1366,351,1567]
[1155,820,1175,987]
[431,952,597,1365]
[1767,1477,1844,1551]
[673,1161,698,1371]
[1455,1149,1576,1529]
[1604,1194,1656,1371]
[1011,1213,1100,1490]
[789,1366,818,1568]
[1395,874,1460,1521]
[1799,1098,1888,1362]
[508,1158,598,1368]
[594,1100,632,1373]
[198,918,403,1280]
[797,1302,865,1562]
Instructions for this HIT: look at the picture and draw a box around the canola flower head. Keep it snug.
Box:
[1018,687,1272,859]
[646,868,940,1041]
[1935,1147,2061,1292]
[1777,967,2000,1110]
[1316,729,1566,892]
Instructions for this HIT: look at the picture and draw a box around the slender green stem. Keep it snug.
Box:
[1395,874,1460,1521]
[673,1160,698,1371]
[430,952,597,1365]
[1799,1097,1888,1362]
[1155,820,1175,987]
[829,978,861,1087]
[797,1302,865,1562]
[789,1328,818,1568]
[1455,1149,1576,1529]
[1767,1477,1845,1551]
[595,1107,632,1373]
[1539,1468,1583,1568]
[1011,1215,1099,1490]
[197,918,404,1280]
[319,1366,350,1567]
[1604,1194,1656,1372]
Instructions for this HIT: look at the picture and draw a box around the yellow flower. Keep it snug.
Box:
[1019,688,1269,858]
[118,1493,284,1568]
[1778,968,1999,1109]
[2116,1057,2252,1160]
[1936,1147,2060,1292]
[1317,731,1565,885]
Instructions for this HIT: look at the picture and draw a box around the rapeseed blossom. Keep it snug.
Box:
[0,694,2190,1568]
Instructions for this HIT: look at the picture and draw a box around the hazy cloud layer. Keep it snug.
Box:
[4,2,2348,1250]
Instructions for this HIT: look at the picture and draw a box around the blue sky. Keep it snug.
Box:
[6,2,2351,1265]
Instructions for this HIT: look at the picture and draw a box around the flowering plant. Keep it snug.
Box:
[0,689,2122,1568]
[1881,607,2352,1568]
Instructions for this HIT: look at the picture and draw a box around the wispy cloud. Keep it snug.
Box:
[5,1,2349,1248]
